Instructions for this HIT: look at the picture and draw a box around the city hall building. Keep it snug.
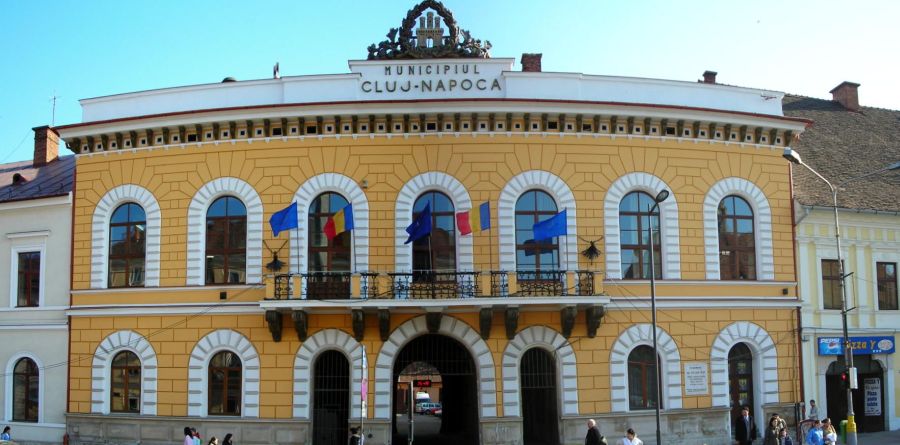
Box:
[56,2,810,444]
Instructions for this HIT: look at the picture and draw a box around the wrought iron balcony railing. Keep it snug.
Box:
[387,270,480,299]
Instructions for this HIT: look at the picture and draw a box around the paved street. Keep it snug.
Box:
[857,429,900,444]
[395,413,456,445]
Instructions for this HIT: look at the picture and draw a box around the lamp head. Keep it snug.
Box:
[654,189,670,203]
[783,147,802,165]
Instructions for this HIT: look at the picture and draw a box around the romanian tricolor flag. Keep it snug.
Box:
[324,204,354,241]
[456,201,491,236]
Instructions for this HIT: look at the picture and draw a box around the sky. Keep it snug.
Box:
[1,0,899,164]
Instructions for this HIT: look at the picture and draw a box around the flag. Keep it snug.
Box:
[269,202,298,237]
[405,202,432,244]
[533,209,567,241]
[324,204,354,241]
[456,201,491,236]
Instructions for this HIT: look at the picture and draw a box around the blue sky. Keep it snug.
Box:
[1,0,898,163]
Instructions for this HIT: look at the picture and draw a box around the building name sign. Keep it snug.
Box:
[817,336,895,355]
[352,60,508,98]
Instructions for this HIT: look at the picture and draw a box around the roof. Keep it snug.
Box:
[0,156,75,204]
[782,95,900,213]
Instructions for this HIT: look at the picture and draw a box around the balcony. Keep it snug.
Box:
[267,270,601,300]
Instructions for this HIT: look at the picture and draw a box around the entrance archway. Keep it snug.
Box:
[392,334,479,445]
[521,348,559,445]
[313,350,350,445]
[826,355,885,432]
[728,343,755,421]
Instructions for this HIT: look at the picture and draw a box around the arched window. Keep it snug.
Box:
[209,351,242,416]
[109,203,146,287]
[628,345,660,410]
[412,191,456,274]
[619,191,662,279]
[13,357,39,422]
[110,351,141,413]
[728,342,754,421]
[308,193,352,273]
[515,190,559,276]
[206,196,247,284]
[520,348,560,444]
[718,196,756,280]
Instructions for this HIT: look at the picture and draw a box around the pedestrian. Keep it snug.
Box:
[1,426,10,440]
[207,437,219,445]
[821,418,837,445]
[808,400,819,420]
[585,419,606,445]
[779,428,794,445]
[763,415,781,445]
[616,428,642,445]
[772,413,787,432]
[349,427,362,445]
[192,428,201,445]
[805,420,823,445]
[184,427,194,445]
[222,433,234,445]
[734,406,759,445]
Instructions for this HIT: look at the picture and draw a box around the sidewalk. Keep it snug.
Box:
[857,429,900,444]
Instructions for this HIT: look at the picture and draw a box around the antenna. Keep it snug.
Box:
[49,93,60,126]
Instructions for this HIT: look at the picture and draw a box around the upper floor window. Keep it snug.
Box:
[628,345,660,410]
[308,192,351,273]
[515,190,560,276]
[877,262,898,310]
[13,357,39,422]
[209,351,242,416]
[822,259,843,310]
[412,191,456,274]
[109,203,146,288]
[16,252,40,307]
[206,196,246,284]
[619,191,661,279]
[111,351,141,413]
[718,196,756,280]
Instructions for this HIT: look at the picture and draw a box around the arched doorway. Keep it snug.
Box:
[826,355,885,432]
[728,343,755,421]
[313,350,350,445]
[392,334,479,445]
[521,348,559,445]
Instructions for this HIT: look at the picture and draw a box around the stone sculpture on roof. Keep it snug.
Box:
[367,0,491,60]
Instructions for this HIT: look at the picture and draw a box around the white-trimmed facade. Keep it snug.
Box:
[501,325,578,417]
[609,323,683,412]
[90,330,158,415]
[187,329,261,418]
[292,328,366,419]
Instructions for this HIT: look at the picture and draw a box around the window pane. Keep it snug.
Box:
[208,197,228,217]
[226,197,246,216]
[227,254,246,284]
[536,191,557,212]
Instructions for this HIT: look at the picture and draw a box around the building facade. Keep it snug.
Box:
[56,3,810,444]
[784,84,900,432]
[0,126,73,443]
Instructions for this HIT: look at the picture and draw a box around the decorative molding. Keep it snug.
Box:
[710,322,779,408]
[90,184,162,289]
[378,309,391,341]
[604,172,681,280]
[703,177,775,280]
[394,172,473,272]
[501,326,578,417]
[265,310,283,342]
[292,329,365,419]
[560,306,577,338]
[479,307,492,340]
[609,324,682,412]
[373,315,496,419]
[504,307,519,339]
[186,178,263,285]
[352,309,365,341]
[498,170,578,271]
[187,329,260,417]
[585,305,605,338]
[292,310,309,341]
[90,330,158,415]
[293,173,370,273]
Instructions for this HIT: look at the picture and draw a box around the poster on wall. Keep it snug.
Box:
[684,362,709,396]
[864,378,881,416]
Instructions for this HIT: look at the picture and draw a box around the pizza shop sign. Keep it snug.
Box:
[818,336,896,355]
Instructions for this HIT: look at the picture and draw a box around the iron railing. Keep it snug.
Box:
[516,270,566,296]
[388,271,480,299]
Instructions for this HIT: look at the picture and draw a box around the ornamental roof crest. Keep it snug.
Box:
[366,0,491,60]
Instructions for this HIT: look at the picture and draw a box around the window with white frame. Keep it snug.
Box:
[8,233,47,308]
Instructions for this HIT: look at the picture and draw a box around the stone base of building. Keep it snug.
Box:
[562,407,733,445]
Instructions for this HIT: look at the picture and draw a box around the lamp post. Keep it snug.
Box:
[647,189,669,445]
[783,148,900,445]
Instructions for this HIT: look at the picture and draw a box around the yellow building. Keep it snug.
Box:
[56,3,810,444]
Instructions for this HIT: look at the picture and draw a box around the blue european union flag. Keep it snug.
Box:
[405,202,432,244]
[269,202,299,237]
[533,209,567,241]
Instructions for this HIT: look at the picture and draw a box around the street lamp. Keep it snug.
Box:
[647,189,669,445]
[783,147,900,445]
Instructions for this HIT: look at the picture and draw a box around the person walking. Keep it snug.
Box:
[779,428,794,445]
[192,428,201,445]
[349,427,362,445]
[616,428,642,445]
[184,427,195,445]
[805,420,823,445]
[585,419,606,445]
[1,426,10,441]
[821,418,837,445]
[207,437,219,445]
[808,400,819,420]
[763,416,781,445]
[735,406,759,445]
[222,433,234,445]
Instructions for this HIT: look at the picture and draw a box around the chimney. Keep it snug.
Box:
[830,81,861,111]
[521,53,542,72]
[701,70,717,84]
[32,125,60,167]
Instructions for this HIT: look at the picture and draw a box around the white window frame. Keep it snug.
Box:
[8,231,48,308]
[4,353,45,423]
